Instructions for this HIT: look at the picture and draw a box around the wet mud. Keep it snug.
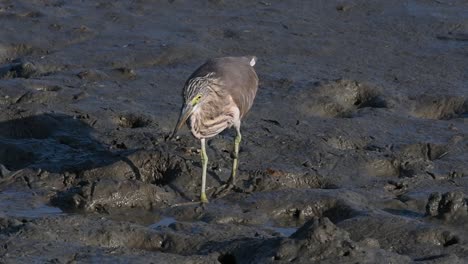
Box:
[0,0,467,263]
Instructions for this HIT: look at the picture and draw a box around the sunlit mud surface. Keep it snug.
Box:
[0,0,467,263]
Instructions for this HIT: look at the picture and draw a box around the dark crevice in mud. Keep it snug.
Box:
[113,67,137,80]
[414,254,449,261]
[443,236,459,247]
[149,153,185,187]
[118,150,187,186]
[22,175,32,189]
[218,253,237,264]
[118,113,152,129]
[319,204,359,224]
[153,162,180,186]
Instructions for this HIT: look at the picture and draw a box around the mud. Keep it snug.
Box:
[0,0,467,263]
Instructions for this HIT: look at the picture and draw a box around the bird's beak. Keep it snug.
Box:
[170,104,193,139]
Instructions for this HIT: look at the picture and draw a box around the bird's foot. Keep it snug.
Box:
[170,201,202,207]
[212,181,242,198]
[171,199,209,208]
[200,192,209,203]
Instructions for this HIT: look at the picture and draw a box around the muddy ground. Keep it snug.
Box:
[0,0,467,263]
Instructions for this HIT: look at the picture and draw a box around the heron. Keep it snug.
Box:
[171,56,259,203]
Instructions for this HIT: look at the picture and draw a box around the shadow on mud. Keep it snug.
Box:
[0,113,186,214]
[0,113,119,173]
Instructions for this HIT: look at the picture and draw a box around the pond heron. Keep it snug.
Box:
[171,56,259,203]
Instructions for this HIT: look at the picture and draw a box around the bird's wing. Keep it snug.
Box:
[211,57,259,118]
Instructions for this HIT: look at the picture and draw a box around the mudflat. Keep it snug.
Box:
[0,0,467,263]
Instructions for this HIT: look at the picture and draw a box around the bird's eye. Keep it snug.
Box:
[191,94,202,105]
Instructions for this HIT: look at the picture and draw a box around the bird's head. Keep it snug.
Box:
[171,90,208,138]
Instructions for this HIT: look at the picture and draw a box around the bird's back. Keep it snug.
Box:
[187,56,259,118]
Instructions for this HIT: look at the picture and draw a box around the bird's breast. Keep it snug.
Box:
[189,97,239,139]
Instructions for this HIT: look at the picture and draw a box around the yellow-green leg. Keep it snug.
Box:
[229,129,241,185]
[200,138,209,203]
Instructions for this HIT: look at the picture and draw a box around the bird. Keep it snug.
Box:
[171,56,259,203]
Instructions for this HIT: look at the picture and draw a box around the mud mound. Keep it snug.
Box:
[426,191,468,222]
[77,69,109,81]
[339,213,465,260]
[297,79,386,118]
[0,43,45,64]
[56,179,173,212]
[243,168,333,192]
[410,95,466,120]
[222,217,411,263]
[51,149,188,212]
[0,60,38,79]
[0,114,60,139]
[159,189,364,232]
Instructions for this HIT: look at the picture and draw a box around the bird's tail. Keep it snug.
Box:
[248,56,257,67]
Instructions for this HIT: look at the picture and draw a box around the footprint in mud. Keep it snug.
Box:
[0,59,39,79]
[271,197,359,227]
[50,149,189,212]
[113,67,137,80]
[116,113,152,129]
[297,79,387,118]
[244,168,334,192]
[392,142,451,178]
[365,158,401,178]
[426,191,468,221]
[0,43,45,63]
[409,95,467,120]
[52,178,177,212]
[323,134,371,150]
[77,69,109,81]
[160,189,363,237]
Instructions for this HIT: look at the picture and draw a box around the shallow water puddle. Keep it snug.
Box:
[149,217,177,229]
[263,221,298,237]
[0,190,63,218]
[268,226,298,237]
[148,217,298,237]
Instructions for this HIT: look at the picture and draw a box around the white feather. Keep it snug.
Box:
[249,57,256,67]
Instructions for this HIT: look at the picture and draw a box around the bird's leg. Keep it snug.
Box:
[213,127,242,199]
[200,138,209,203]
[228,128,242,185]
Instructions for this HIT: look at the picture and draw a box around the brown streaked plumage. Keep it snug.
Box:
[172,56,259,203]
